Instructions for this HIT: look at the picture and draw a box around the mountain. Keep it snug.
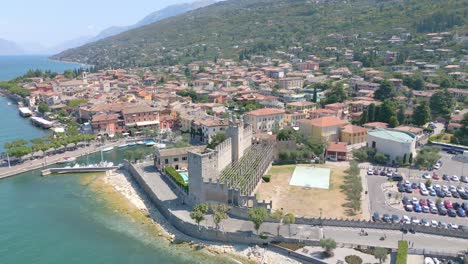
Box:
[51,0,468,68]
[0,39,24,55]
[93,0,220,41]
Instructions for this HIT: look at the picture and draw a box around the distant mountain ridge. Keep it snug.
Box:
[0,39,24,55]
[51,0,468,68]
[93,0,220,41]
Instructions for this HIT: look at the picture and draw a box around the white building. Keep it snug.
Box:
[366,128,417,163]
[244,108,285,132]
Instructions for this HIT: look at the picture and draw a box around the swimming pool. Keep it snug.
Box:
[179,172,189,183]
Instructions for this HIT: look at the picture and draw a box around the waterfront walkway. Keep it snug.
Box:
[132,162,468,256]
[0,139,126,179]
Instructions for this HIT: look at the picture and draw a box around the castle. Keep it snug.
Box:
[187,116,274,208]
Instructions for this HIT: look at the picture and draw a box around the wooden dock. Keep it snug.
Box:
[41,166,120,176]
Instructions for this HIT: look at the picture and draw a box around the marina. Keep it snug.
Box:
[41,162,120,176]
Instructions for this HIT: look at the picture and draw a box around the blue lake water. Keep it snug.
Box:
[0,55,86,81]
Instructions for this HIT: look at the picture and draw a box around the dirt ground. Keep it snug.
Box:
[256,163,362,220]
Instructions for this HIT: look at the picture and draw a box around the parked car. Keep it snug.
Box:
[451,175,459,182]
[411,182,418,189]
[434,184,441,190]
[405,204,414,212]
[414,204,422,213]
[421,218,430,226]
[457,208,466,217]
[404,180,411,187]
[398,184,406,192]
[422,206,430,213]
[453,202,461,210]
[447,208,457,217]
[433,163,441,170]
[449,185,457,192]
[452,191,460,198]
[411,217,420,224]
[430,206,438,214]
[420,182,427,189]
[367,169,374,175]
[382,214,391,222]
[442,185,449,191]
[419,199,428,206]
[372,212,381,222]
[432,173,440,180]
[444,191,452,197]
[436,190,445,198]
[392,214,400,224]
[402,215,411,224]
[429,189,436,196]
[402,196,410,205]
[439,221,448,229]
[373,169,379,175]
[431,220,438,227]
[438,207,447,215]
[420,189,429,196]
[392,175,403,182]
[380,170,387,176]
[457,186,465,193]
[444,200,453,209]
[461,176,468,183]
[443,174,450,181]
[423,172,431,179]
[461,192,468,200]
[448,223,459,229]
[405,187,413,193]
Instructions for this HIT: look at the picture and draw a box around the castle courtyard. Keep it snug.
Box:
[256,163,362,219]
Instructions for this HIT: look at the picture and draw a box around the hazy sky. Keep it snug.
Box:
[0,0,190,47]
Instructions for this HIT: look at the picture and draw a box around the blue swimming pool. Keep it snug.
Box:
[179,172,189,183]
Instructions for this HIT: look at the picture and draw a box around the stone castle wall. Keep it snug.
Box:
[214,137,232,173]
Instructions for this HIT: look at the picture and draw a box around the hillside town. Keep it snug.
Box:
[1,27,468,264]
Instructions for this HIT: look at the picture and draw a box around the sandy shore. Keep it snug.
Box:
[103,169,301,264]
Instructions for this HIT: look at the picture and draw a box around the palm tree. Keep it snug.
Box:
[271,209,284,236]
[284,213,295,237]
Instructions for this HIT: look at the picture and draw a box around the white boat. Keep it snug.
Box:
[7,102,12,106]
[136,141,145,145]
[57,157,76,164]
[127,142,137,146]
[73,164,80,168]
[101,146,114,152]
[118,143,129,148]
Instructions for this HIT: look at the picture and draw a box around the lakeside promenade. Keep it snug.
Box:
[128,161,468,259]
[0,139,126,179]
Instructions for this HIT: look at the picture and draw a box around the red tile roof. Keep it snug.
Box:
[342,124,367,134]
[246,108,285,116]
[327,142,348,153]
[300,116,348,128]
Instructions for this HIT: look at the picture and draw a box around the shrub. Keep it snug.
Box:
[345,255,363,264]
[262,175,271,182]
[396,240,408,264]
[259,233,268,239]
[165,166,188,191]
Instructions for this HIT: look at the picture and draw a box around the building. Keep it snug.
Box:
[244,108,285,132]
[278,77,304,89]
[154,145,206,170]
[91,113,125,135]
[326,142,348,161]
[284,112,307,126]
[341,124,367,145]
[285,101,316,114]
[297,116,348,142]
[122,105,160,129]
[366,128,417,163]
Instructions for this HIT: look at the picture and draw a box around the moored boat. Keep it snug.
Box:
[101,146,114,152]
[118,143,129,148]
[57,156,76,164]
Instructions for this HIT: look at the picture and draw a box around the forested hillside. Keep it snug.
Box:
[51,0,468,68]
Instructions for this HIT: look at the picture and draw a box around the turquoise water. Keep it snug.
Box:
[0,150,231,264]
[0,55,86,81]
[179,172,189,183]
[0,96,49,152]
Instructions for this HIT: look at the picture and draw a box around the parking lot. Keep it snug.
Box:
[365,151,468,229]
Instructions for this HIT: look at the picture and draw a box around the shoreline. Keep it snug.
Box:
[101,169,300,264]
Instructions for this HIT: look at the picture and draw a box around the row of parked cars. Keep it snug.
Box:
[372,211,468,231]
[398,180,468,199]
[402,196,468,217]
[424,172,468,183]
[367,168,403,181]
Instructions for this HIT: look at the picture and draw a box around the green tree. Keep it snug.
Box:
[378,100,397,123]
[284,213,295,236]
[210,203,229,231]
[367,103,376,122]
[7,146,32,158]
[373,247,388,264]
[38,102,50,114]
[319,238,337,257]
[453,113,468,146]
[430,89,454,117]
[271,209,284,236]
[412,101,431,126]
[374,80,396,101]
[190,203,209,230]
[389,116,399,128]
[248,207,268,235]
[374,152,388,164]
[397,106,406,125]
[207,132,226,149]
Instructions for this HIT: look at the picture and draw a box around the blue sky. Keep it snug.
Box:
[0,0,190,47]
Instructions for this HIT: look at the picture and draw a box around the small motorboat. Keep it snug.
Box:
[118,143,129,148]
[136,141,145,145]
[101,146,114,152]
[127,142,137,146]
[145,140,156,146]
[7,102,12,106]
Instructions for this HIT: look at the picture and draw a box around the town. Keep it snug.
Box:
[1,26,468,264]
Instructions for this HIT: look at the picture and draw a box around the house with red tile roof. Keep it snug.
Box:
[244,108,285,132]
[297,116,348,142]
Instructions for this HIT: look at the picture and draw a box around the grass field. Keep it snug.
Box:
[256,163,362,220]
